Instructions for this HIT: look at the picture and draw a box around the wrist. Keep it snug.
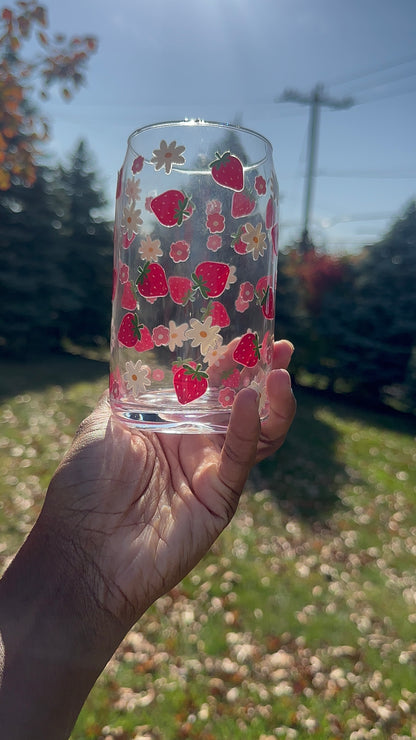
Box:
[0,516,125,739]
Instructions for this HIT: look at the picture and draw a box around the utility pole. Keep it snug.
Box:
[277,84,353,252]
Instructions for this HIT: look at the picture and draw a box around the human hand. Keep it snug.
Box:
[41,340,296,633]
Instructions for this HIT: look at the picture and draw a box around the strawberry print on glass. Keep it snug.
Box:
[110,120,279,432]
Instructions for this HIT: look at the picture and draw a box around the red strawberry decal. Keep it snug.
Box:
[172,358,196,376]
[117,312,143,347]
[202,300,230,328]
[192,261,230,299]
[173,363,208,404]
[136,261,168,298]
[221,367,241,388]
[271,222,279,255]
[265,196,276,230]
[168,276,194,305]
[231,190,255,219]
[233,332,261,368]
[121,281,137,310]
[261,286,274,319]
[150,190,193,227]
[210,151,244,192]
[231,225,248,254]
[134,325,154,352]
[256,276,275,319]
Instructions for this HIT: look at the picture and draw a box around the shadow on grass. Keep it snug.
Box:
[0,351,108,401]
[253,383,415,521]
[251,386,351,521]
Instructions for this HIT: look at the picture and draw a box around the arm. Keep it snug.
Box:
[0,522,123,739]
[0,341,296,739]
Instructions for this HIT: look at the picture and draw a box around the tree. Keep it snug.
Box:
[0,142,113,357]
[275,243,353,384]
[0,164,67,354]
[0,1,97,190]
[333,201,416,405]
[56,140,113,348]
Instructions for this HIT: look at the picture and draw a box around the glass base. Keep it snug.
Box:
[111,391,231,434]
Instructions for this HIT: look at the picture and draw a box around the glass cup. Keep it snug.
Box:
[110,120,279,433]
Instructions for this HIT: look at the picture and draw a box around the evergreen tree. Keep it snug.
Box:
[57,140,113,348]
[324,201,416,405]
[0,165,67,355]
[0,141,114,357]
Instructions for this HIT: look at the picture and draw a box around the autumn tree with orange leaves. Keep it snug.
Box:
[0,1,97,190]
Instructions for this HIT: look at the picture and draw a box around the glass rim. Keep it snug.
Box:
[127,118,273,156]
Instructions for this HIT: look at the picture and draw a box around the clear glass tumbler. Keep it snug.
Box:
[110,120,279,433]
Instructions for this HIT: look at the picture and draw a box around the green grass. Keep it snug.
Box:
[1,356,416,738]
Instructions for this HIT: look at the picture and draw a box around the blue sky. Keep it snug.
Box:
[41,0,416,252]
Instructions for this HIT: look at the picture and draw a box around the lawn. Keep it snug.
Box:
[0,355,415,739]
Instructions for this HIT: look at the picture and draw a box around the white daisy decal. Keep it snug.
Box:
[151,139,186,175]
[168,320,188,352]
[139,234,163,262]
[249,373,268,415]
[125,177,141,202]
[185,316,222,357]
[204,344,227,367]
[123,359,151,397]
[241,222,267,260]
[121,203,143,240]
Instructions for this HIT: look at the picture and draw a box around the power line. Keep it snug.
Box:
[326,52,416,89]
[344,66,416,96]
[355,83,416,105]
[317,168,416,180]
[275,83,354,250]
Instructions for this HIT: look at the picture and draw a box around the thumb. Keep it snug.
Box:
[217,388,260,507]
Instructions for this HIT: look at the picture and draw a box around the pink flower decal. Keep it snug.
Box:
[109,368,123,400]
[255,175,266,195]
[206,213,225,234]
[169,240,190,263]
[239,281,254,302]
[132,155,144,174]
[235,295,250,313]
[119,263,129,284]
[152,368,165,381]
[206,199,222,215]
[218,387,236,408]
[152,325,170,346]
[207,234,222,252]
[145,196,154,212]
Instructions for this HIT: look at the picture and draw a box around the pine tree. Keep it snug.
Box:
[57,140,113,348]
[326,201,416,405]
[0,165,67,355]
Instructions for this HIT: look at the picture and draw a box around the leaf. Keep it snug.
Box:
[17,14,30,36]
[37,30,48,46]
[1,8,13,23]
[0,168,11,190]
[33,5,47,26]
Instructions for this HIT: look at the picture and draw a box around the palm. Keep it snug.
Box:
[43,341,295,628]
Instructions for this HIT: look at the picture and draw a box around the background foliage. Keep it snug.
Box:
[276,202,416,413]
[1,2,415,419]
[1,135,415,413]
